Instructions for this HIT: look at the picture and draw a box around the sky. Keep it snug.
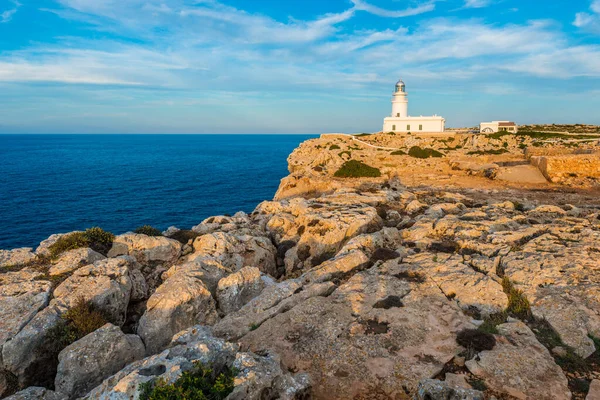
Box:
[0,0,599,133]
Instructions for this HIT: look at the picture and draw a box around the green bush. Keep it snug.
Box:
[329,144,341,150]
[138,362,236,400]
[334,160,381,178]
[390,150,406,156]
[456,328,496,352]
[354,133,372,137]
[46,297,109,353]
[134,225,163,237]
[48,227,115,259]
[467,149,509,155]
[408,146,444,159]
[502,277,532,319]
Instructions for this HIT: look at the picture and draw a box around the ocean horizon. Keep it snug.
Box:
[0,134,318,250]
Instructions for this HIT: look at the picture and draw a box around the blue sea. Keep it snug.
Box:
[0,134,317,250]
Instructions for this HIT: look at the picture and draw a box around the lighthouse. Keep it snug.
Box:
[391,79,408,118]
[382,79,445,133]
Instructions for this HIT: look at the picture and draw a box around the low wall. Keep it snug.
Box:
[533,154,600,182]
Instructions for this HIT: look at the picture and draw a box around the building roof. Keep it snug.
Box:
[498,122,517,127]
[396,79,405,86]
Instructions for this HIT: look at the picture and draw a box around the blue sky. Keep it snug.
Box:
[0,0,599,133]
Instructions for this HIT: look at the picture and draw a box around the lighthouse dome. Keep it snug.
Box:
[395,79,405,93]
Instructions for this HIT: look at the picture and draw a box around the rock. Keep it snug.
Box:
[84,326,308,400]
[465,321,571,400]
[415,379,483,400]
[2,306,63,388]
[587,380,600,400]
[52,257,134,325]
[3,387,62,400]
[35,233,79,257]
[162,226,180,237]
[445,373,473,389]
[55,324,145,399]
[162,259,231,296]
[0,249,36,268]
[191,232,277,276]
[405,200,428,215]
[216,267,265,315]
[48,248,105,276]
[137,269,218,355]
[301,250,370,284]
[107,233,181,266]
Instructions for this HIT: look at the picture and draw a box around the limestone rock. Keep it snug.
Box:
[216,267,265,315]
[55,324,145,399]
[415,379,483,400]
[300,250,369,284]
[137,270,218,355]
[48,248,105,276]
[107,233,181,266]
[162,258,231,296]
[52,257,134,325]
[35,233,79,257]
[0,249,36,268]
[465,321,571,400]
[191,232,277,276]
[3,387,62,400]
[587,380,600,400]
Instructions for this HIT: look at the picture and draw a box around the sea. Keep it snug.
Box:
[0,134,318,250]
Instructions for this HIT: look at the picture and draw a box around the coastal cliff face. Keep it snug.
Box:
[1,131,600,400]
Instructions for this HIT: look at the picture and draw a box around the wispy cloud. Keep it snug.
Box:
[463,0,492,9]
[574,0,600,33]
[350,0,436,18]
[1,0,21,23]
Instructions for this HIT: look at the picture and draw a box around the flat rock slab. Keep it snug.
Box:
[496,165,548,184]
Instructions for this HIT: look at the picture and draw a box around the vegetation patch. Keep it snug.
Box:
[46,297,109,353]
[329,144,341,150]
[169,230,200,244]
[338,150,352,158]
[456,328,496,353]
[134,225,163,237]
[390,150,406,155]
[138,362,236,400]
[501,277,532,319]
[354,133,372,137]
[334,160,381,178]
[48,227,115,259]
[467,149,509,156]
[408,146,444,159]
[478,312,508,335]
[393,271,426,283]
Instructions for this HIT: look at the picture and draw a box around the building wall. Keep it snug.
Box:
[383,117,445,133]
[480,122,518,133]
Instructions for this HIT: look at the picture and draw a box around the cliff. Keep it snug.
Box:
[1,131,600,400]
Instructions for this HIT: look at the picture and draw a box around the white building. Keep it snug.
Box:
[382,79,445,133]
[480,121,518,133]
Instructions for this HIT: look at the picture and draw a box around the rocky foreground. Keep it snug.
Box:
[1,132,600,400]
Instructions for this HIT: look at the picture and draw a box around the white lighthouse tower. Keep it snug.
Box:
[383,78,445,133]
[391,79,408,118]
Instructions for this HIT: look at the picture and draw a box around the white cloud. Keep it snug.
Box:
[1,0,21,23]
[350,0,435,18]
[574,0,600,32]
[463,0,492,8]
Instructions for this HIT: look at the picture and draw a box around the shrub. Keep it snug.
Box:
[46,297,109,353]
[138,362,236,400]
[329,144,341,150]
[456,329,496,352]
[408,146,443,159]
[48,227,115,259]
[169,230,200,244]
[467,149,509,155]
[354,133,372,137]
[334,160,381,178]
[502,277,532,319]
[478,312,508,334]
[390,150,406,155]
[134,225,163,237]
[338,150,352,158]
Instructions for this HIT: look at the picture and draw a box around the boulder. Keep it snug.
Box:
[137,270,218,355]
[3,387,62,400]
[52,257,134,325]
[415,379,483,400]
[216,267,265,315]
[191,232,277,276]
[48,248,105,276]
[465,321,571,400]
[0,249,36,269]
[162,258,231,296]
[588,380,600,400]
[55,324,145,399]
[107,233,181,265]
[84,326,308,400]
